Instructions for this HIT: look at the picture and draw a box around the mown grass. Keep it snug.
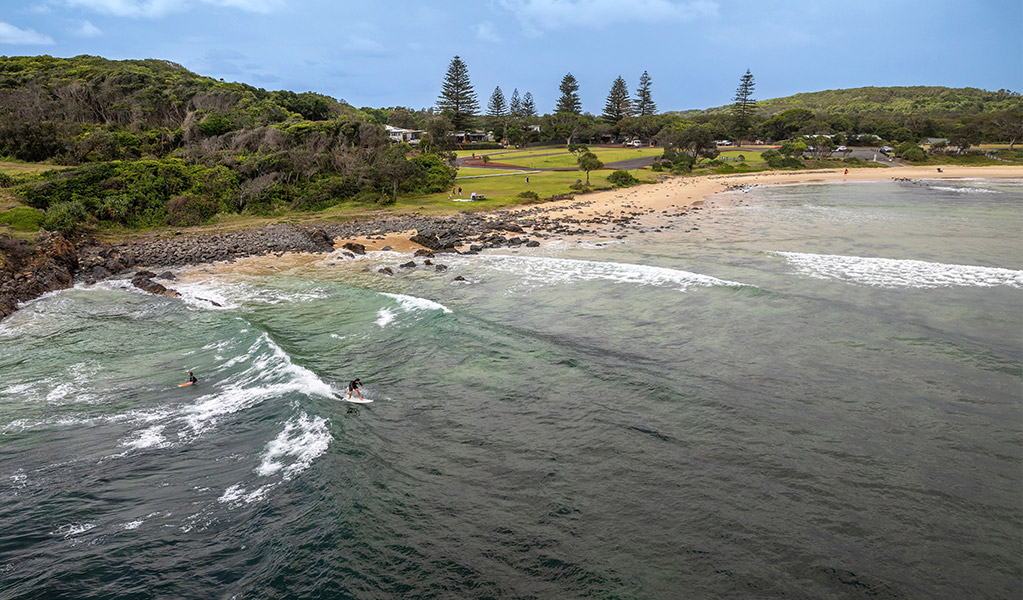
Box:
[495,147,662,169]
[456,167,531,178]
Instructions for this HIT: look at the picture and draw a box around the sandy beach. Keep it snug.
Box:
[338,165,1023,252]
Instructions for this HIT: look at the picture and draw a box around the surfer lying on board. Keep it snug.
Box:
[346,378,363,401]
[187,371,198,385]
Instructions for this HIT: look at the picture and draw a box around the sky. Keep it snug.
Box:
[1,0,1021,114]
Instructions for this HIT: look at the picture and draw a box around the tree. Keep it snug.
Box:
[509,88,523,118]
[556,73,582,115]
[487,86,509,143]
[577,151,603,185]
[731,69,757,142]
[522,92,537,118]
[634,71,656,116]
[487,86,507,118]
[602,76,632,124]
[436,55,479,131]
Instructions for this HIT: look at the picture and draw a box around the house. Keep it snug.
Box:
[450,130,493,143]
[385,125,425,144]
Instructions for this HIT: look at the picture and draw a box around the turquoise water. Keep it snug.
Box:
[1,179,1021,599]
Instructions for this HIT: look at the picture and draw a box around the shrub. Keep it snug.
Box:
[569,179,585,190]
[761,149,781,162]
[0,207,45,231]
[166,194,220,226]
[902,147,926,162]
[607,170,639,187]
[517,190,540,202]
[42,200,89,235]
[0,172,13,187]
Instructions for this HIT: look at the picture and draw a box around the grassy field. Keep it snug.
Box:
[493,147,662,169]
[456,167,531,178]
[0,161,69,176]
[713,150,767,165]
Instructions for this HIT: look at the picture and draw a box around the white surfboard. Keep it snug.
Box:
[338,395,373,404]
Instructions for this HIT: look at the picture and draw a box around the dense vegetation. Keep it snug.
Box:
[0,55,456,232]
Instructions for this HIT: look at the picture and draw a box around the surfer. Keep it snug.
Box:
[346,378,363,401]
[188,371,198,385]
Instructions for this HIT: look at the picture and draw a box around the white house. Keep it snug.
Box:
[385,125,425,144]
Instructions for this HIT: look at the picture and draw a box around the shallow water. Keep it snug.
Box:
[1,179,1021,599]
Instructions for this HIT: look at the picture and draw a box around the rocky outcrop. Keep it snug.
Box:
[131,270,179,298]
[409,227,461,252]
[0,232,78,321]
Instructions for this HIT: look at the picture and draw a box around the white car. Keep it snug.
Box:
[629,140,642,147]
[836,145,848,151]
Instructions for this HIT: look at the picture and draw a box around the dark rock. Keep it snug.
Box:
[525,241,540,248]
[424,259,433,265]
[414,249,435,258]
[135,270,157,279]
[399,261,416,269]
[342,242,366,255]
[157,271,176,280]
[381,246,392,251]
[435,264,448,272]
[469,244,483,253]
[91,265,112,280]
[377,267,394,276]
[453,275,466,281]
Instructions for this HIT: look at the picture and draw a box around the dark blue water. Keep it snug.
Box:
[1,179,1020,599]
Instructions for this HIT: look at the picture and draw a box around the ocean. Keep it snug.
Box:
[1,178,1020,599]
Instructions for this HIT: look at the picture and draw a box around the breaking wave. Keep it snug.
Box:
[774,251,1023,289]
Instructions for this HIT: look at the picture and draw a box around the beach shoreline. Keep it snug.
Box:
[335,165,1023,253]
[3,165,1021,320]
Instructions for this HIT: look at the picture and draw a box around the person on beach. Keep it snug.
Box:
[188,371,198,385]
[458,186,462,197]
[347,378,363,400]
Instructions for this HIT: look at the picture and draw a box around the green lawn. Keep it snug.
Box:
[456,167,531,178]
[713,150,767,165]
[352,168,656,216]
[495,147,662,169]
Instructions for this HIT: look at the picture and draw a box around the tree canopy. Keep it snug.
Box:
[437,55,479,131]
[634,71,656,116]
[602,76,632,124]
[556,73,582,115]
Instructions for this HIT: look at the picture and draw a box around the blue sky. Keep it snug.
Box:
[2,0,1020,114]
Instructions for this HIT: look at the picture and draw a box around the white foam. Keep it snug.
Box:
[120,520,144,530]
[774,252,1023,289]
[376,307,395,327]
[218,483,274,506]
[927,185,1001,194]
[174,280,330,310]
[381,292,452,313]
[119,425,170,451]
[53,523,96,539]
[178,333,333,436]
[468,255,746,291]
[255,413,331,480]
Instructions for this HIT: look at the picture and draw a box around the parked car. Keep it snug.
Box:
[836,145,848,152]
[629,139,642,147]
[881,146,894,153]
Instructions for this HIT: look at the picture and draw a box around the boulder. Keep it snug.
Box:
[399,261,416,269]
[377,267,394,276]
[525,241,540,248]
[453,275,466,281]
[342,242,366,255]
[435,264,448,272]
[157,271,177,280]
[414,249,436,258]
[410,228,461,252]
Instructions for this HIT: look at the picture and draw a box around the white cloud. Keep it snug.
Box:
[474,20,502,42]
[0,22,55,44]
[73,19,103,37]
[344,34,387,55]
[60,0,281,18]
[497,0,717,34]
